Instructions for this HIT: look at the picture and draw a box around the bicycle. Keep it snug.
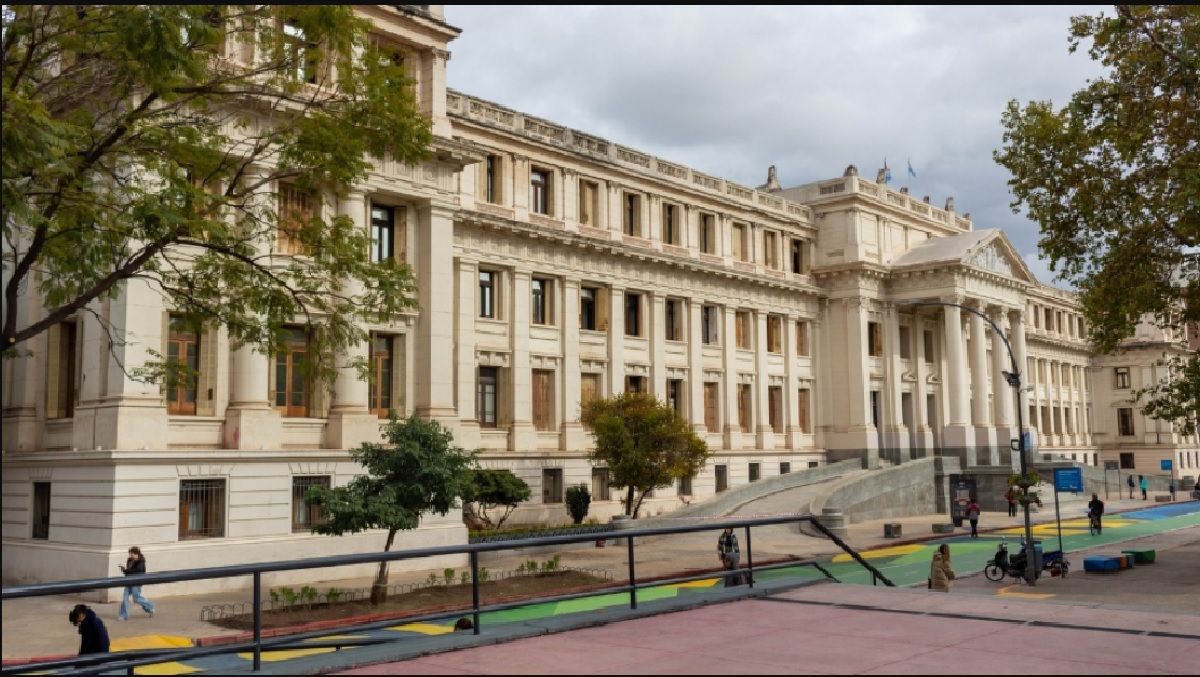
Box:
[1088,511,1101,536]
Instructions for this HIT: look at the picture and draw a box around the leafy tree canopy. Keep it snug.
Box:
[460,468,531,531]
[306,413,477,603]
[2,5,431,383]
[581,391,709,518]
[994,5,1199,434]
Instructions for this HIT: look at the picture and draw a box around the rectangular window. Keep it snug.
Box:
[1117,408,1134,436]
[542,468,564,503]
[47,321,78,419]
[532,369,554,431]
[578,179,599,226]
[899,326,912,360]
[677,474,693,497]
[749,462,761,482]
[768,386,782,433]
[530,168,550,215]
[580,373,600,423]
[477,367,498,428]
[702,305,720,345]
[797,388,811,433]
[867,321,883,357]
[483,155,500,204]
[591,467,611,501]
[665,298,683,341]
[667,379,684,416]
[1078,317,1085,337]
[370,205,395,263]
[1114,367,1130,390]
[763,230,778,269]
[735,311,751,349]
[273,327,309,417]
[663,203,680,245]
[369,335,395,418]
[277,183,318,255]
[292,476,330,533]
[479,270,497,319]
[623,193,641,236]
[531,278,553,326]
[179,479,225,540]
[923,330,935,363]
[738,383,752,431]
[700,213,716,254]
[625,375,645,394]
[715,464,729,493]
[32,482,51,540]
[779,462,791,475]
[282,20,319,84]
[731,223,747,261]
[870,390,881,428]
[796,320,809,356]
[790,238,805,274]
[704,382,720,431]
[767,315,783,353]
[167,315,200,416]
[625,292,642,337]
[1119,452,1134,469]
[580,287,597,331]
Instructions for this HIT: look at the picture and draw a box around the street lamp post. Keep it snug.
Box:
[897,299,1039,585]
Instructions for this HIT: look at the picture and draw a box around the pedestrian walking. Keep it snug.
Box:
[1168,480,1175,501]
[117,546,156,620]
[717,527,743,587]
[1139,475,1148,501]
[1004,487,1017,517]
[965,498,981,538]
[1127,474,1135,499]
[70,604,110,655]
[929,544,955,593]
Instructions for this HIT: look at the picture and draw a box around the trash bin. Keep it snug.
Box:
[1026,539,1044,573]
[883,523,902,538]
[610,515,632,545]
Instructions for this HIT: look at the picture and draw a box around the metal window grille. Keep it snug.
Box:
[292,476,331,532]
[179,479,226,540]
[32,482,51,540]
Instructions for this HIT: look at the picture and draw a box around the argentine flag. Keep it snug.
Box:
[907,159,917,178]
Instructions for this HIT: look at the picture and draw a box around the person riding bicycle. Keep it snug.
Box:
[1087,493,1105,534]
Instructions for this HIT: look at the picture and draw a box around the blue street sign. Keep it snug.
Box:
[1054,467,1083,493]
[1161,459,1173,471]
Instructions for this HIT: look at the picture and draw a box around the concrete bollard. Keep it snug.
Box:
[820,508,848,540]
[610,515,633,545]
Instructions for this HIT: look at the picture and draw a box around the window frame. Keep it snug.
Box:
[531,277,553,326]
[702,305,720,345]
[478,270,498,319]
[291,475,331,533]
[623,192,641,236]
[368,334,396,418]
[867,321,883,357]
[625,292,642,337]
[795,320,809,356]
[166,315,201,416]
[531,369,555,431]
[735,310,751,350]
[273,327,310,418]
[766,315,783,354]
[662,202,680,245]
[179,478,226,540]
[704,382,720,431]
[665,298,684,342]
[1114,367,1130,390]
[700,213,717,254]
[32,482,51,540]
[731,223,747,261]
[530,168,551,215]
[542,468,564,504]
[1117,407,1134,436]
[477,366,499,428]
[370,205,395,264]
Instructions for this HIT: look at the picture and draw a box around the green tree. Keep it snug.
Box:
[460,468,531,531]
[994,5,1199,434]
[565,483,591,525]
[2,5,431,384]
[581,391,709,518]
[306,413,477,605]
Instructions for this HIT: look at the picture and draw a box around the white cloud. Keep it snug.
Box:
[443,5,1109,291]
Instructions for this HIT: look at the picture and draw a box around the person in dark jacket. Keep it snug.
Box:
[70,604,110,655]
[717,527,743,587]
[117,546,156,620]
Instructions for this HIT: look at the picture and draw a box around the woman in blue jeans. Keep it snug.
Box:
[117,546,156,620]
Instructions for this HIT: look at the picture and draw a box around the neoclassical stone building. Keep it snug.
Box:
[3,5,1196,591]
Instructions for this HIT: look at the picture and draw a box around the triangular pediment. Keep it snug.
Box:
[889,229,1036,284]
[963,231,1036,283]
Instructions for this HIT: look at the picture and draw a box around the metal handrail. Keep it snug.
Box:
[2,514,889,675]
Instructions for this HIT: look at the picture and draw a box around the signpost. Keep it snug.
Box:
[1104,460,1118,500]
[1053,467,1084,556]
[1162,459,1175,500]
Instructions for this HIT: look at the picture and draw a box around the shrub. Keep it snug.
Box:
[565,483,591,525]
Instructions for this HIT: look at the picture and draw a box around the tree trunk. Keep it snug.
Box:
[624,486,635,517]
[370,528,398,606]
[631,490,648,519]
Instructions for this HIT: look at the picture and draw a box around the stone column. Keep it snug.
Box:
[784,313,801,449]
[650,292,666,397]
[326,190,380,449]
[912,312,931,458]
[455,259,480,447]
[883,303,909,463]
[562,278,585,450]
[835,296,877,468]
[754,311,772,449]
[688,298,706,433]
[722,306,741,450]
[1,274,43,452]
[414,204,458,422]
[224,169,280,450]
[990,308,1014,464]
[608,287,626,396]
[968,305,996,464]
[508,269,536,451]
[941,300,973,465]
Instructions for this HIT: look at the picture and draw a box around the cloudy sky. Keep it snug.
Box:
[442,5,1112,289]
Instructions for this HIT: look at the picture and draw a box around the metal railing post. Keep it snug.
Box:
[743,525,754,588]
[627,533,637,610]
[470,551,481,635]
[252,571,262,671]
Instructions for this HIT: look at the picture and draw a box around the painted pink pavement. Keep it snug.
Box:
[337,583,1198,675]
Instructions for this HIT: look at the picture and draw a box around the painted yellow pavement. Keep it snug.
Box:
[832,544,924,563]
[389,622,455,635]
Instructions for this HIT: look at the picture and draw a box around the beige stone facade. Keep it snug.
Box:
[3,5,1196,592]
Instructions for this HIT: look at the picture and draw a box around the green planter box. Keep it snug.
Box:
[1121,549,1156,564]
